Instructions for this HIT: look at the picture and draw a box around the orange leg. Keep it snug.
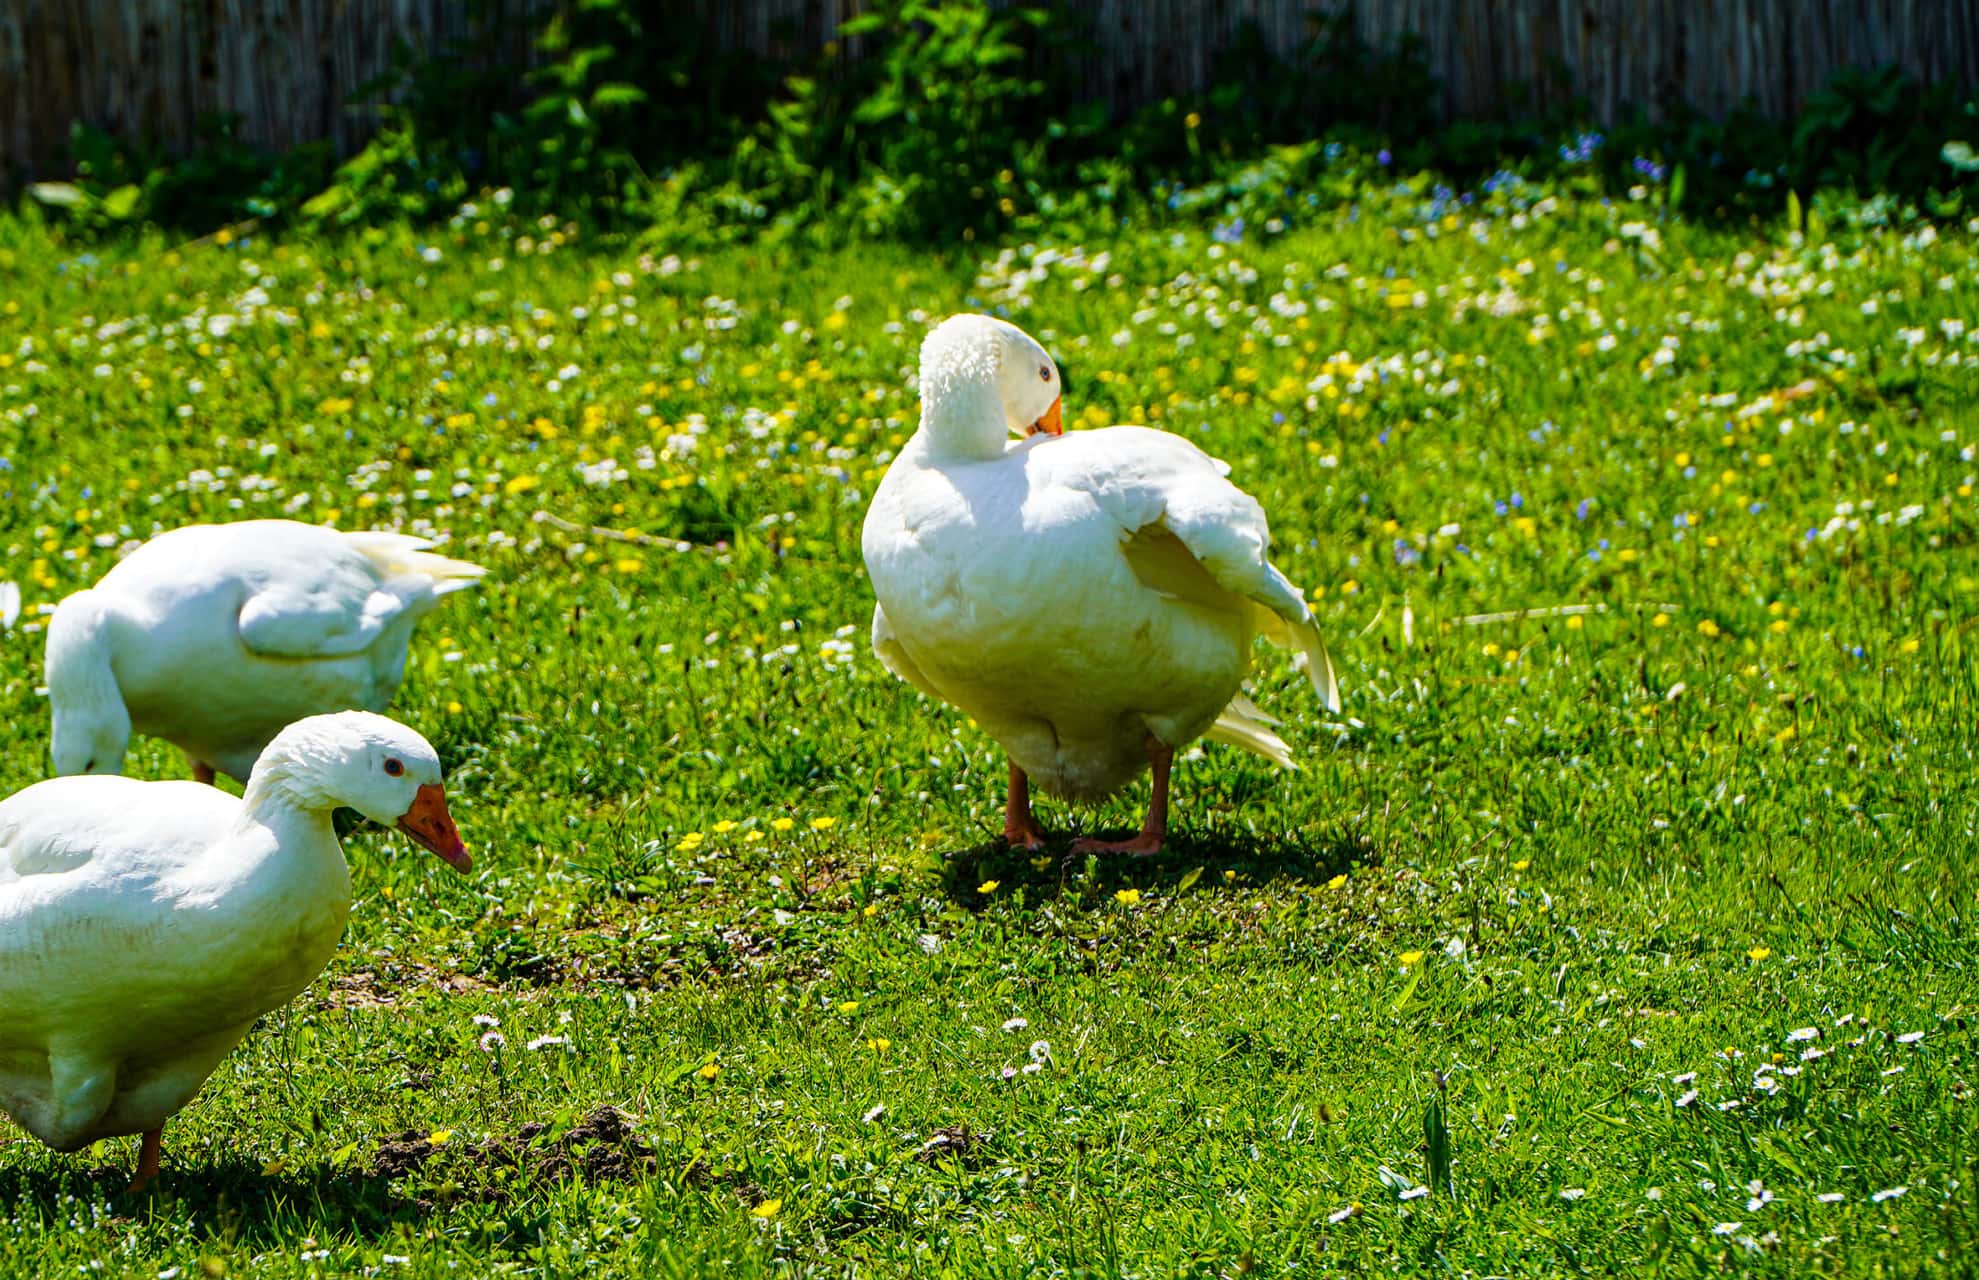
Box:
[125,1128,162,1195]
[1072,736,1173,858]
[192,761,216,786]
[1003,760,1047,851]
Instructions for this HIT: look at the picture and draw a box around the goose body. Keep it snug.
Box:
[862,314,1339,853]
[0,711,468,1189]
[47,520,484,782]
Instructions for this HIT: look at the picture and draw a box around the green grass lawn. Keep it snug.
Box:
[1,185,1975,1277]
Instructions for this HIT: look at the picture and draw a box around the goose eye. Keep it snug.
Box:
[384,757,405,777]
[1039,365,1052,381]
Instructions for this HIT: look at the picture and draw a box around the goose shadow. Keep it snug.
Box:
[938,818,1377,906]
[0,1148,423,1240]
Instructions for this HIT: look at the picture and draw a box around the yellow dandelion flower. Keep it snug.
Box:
[751,1199,782,1219]
[978,880,1000,895]
[429,1129,454,1146]
[504,474,540,495]
[1747,946,1771,962]
[771,817,794,832]
[1326,874,1348,890]
[1398,950,1425,967]
[713,820,737,834]
[838,1001,860,1014]
[809,816,837,831]
[1512,859,1531,871]
[697,1062,720,1080]
[1114,888,1142,906]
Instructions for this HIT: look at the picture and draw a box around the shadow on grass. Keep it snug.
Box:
[938,817,1377,907]
[0,1146,423,1240]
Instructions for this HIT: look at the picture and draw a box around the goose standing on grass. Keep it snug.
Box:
[861,314,1341,856]
[46,520,484,784]
[0,711,469,1193]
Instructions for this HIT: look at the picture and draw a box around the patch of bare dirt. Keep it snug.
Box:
[479,1106,657,1184]
[915,1126,992,1164]
[370,1132,441,1178]
[371,1107,658,1187]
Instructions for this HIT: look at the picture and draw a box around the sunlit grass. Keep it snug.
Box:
[0,184,1975,1276]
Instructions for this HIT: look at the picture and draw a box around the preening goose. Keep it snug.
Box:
[861,313,1339,855]
[46,519,484,783]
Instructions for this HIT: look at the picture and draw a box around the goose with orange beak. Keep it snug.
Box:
[0,711,469,1192]
[862,313,1339,856]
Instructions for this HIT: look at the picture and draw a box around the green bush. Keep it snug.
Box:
[17,1,1979,242]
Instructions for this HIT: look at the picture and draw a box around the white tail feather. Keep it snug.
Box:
[1207,693,1297,770]
[342,532,486,594]
[1290,612,1341,713]
[1255,605,1342,714]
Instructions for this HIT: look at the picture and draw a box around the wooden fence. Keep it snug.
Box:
[3,1,1976,184]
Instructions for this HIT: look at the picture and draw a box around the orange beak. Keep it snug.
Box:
[396,782,471,872]
[1026,395,1063,438]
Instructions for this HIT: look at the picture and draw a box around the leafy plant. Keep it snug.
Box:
[738,0,1058,242]
[17,2,1979,242]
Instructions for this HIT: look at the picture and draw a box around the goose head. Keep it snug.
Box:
[46,589,131,777]
[49,696,130,779]
[249,711,471,872]
[917,314,1063,460]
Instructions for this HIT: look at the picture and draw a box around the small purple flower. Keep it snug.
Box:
[1377,149,1392,167]
[1575,499,1591,520]
[1211,218,1245,245]
[1393,538,1420,567]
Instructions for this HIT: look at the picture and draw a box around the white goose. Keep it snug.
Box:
[46,520,484,783]
[862,314,1340,855]
[0,711,469,1192]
